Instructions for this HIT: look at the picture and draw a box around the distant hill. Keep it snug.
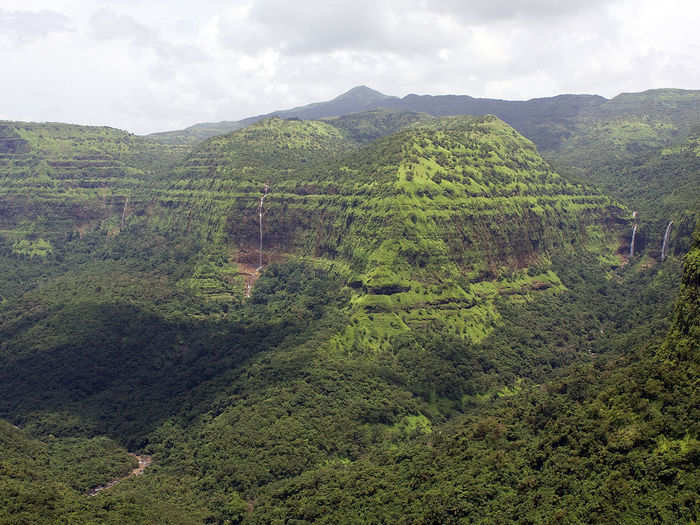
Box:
[276,85,396,120]
[146,87,700,171]
[146,86,606,146]
[0,121,185,248]
[148,86,396,145]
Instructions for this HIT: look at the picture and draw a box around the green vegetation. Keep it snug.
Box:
[0,419,141,523]
[544,89,700,172]
[0,98,698,524]
[248,223,700,524]
[0,121,186,251]
[324,109,432,143]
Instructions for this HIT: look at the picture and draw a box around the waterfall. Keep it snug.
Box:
[257,184,269,271]
[629,224,637,257]
[661,221,673,261]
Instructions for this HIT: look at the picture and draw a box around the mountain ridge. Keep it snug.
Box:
[146,85,608,145]
[145,86,700,171]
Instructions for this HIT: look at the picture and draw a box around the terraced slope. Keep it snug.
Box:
[157,117,357,248]
[144,88,700,256]
[165,115,626,348]
[175,117,352,182]
[0,113,630,359]
[0,121,185,246]
[247,223,700,525]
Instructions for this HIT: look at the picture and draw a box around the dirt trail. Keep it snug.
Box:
[88,454,152,496]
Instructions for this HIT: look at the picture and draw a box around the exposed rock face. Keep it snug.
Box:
[164,115,625,346]
[173,115,622,267]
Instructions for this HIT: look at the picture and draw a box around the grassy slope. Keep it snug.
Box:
[148,88,700,264]
[0,112,688,524]
[0,121,186,248]
[162,115,625,348]
[537,90,700,268]
[323,109,433,144]
[547,89,700,166]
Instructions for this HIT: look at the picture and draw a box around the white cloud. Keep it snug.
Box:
[0,8,73,40]
[0,0,698,133]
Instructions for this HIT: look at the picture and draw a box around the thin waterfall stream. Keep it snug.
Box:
[629,223,638,257]
[257,184,269,271]
[661,220,673,261]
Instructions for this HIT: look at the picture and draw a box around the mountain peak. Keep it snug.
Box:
[333,85,391,102]
[266,85,395,121]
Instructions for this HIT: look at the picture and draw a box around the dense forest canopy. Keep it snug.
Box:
[0,87,698,524]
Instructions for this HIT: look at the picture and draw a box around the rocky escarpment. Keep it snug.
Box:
[169,116,624,261]
[165,115,627,348]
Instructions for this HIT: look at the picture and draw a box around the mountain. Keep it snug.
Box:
[147,86,396,145]
[0,94,697,524]
[0,121,185,249]
[563,126,700,256]
[544,88,700,171]
[161,115,625,296]
[145,86,700,263]
[146,86,606,146]
[275,85,396,120]
[147,86,700,175]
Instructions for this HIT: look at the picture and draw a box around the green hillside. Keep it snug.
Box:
[249,224,700,524]
[0,107,695,524]
[0,418,148,523]
[545,89,700,170]
[159,115,625,321]
[0,121,185,246]
[143,87,700,256]
[564,128,700,259]
[324,109,433,144]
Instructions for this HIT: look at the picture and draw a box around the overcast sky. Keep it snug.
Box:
[1,0,699,134]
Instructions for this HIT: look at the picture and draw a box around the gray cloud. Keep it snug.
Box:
[89,9,207,64]
[0,8,73,40]
[431,0,617,23]
[90,8,151,42]
[219,0,619,57]
[219,1,463,56]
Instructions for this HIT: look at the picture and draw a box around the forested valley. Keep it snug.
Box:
[0,87,698,524]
